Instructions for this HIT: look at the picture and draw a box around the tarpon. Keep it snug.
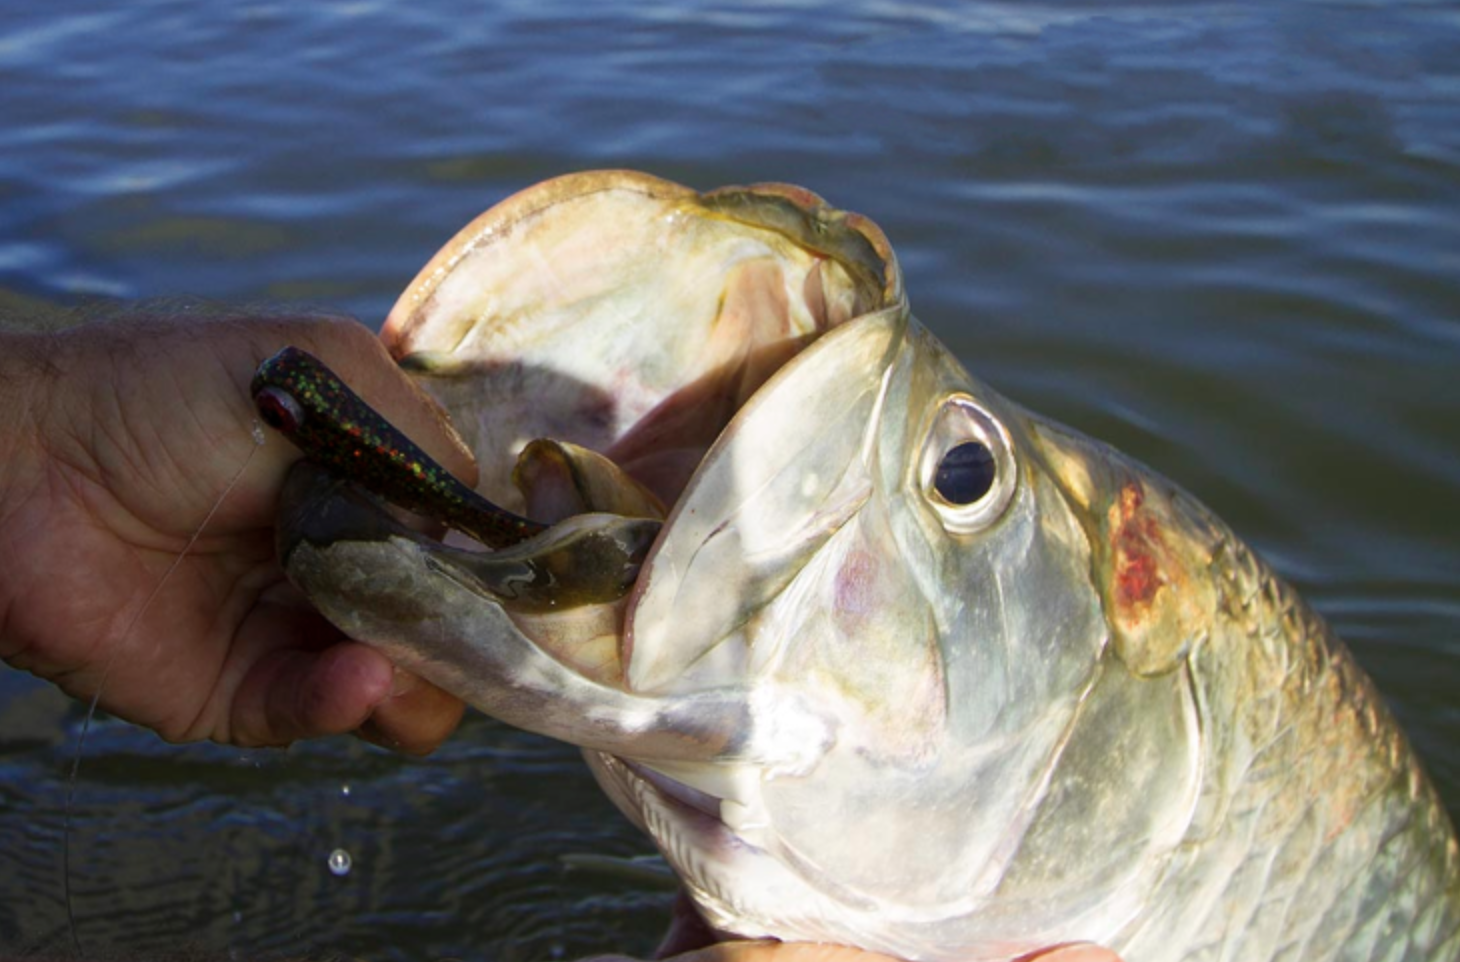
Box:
[274,171,1460,962]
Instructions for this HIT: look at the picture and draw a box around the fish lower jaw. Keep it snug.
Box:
[594,753,761,925]
[604,754,763,856]
[621,759,728,827]
[593,754,1068,961]
[592,754,878,951]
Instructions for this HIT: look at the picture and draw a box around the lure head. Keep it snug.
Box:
[253,384,305,435]
[251,346,331,443]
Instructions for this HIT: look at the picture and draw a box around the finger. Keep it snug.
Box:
[646,944,1122,962]
[588,945,1120,962]
[229,641,395,747]
[655,889,720,958]
[656,942,904,962]
[355,666,466,756]
[219,314,481,497]
[1018,946,1123,962]
[225,590,464,752]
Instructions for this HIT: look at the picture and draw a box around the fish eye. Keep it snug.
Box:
[934,441,996,505]
[919,394,1015,534]
[255,386,306,434]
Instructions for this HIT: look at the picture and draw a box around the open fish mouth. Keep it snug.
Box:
[381,169,899,518]
[276,170,900,769]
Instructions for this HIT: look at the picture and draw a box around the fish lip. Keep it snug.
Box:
[277,460,661,613]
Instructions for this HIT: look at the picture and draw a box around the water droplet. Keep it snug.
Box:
[328,848,352,876]
[340,784,352,797]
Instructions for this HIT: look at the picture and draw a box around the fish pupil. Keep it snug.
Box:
[255,387,303,433]
[934,441,995,505]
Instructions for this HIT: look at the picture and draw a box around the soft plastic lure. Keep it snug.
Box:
[252,346,546,548]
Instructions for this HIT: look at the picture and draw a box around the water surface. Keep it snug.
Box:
[1,2,1457,959]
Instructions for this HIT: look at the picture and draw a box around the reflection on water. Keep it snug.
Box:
[1,1,1457,959]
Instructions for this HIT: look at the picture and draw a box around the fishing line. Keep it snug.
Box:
[63,419,266,956]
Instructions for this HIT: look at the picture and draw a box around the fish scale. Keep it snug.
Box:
[1114,499,1460,962]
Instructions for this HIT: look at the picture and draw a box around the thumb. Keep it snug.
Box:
[237,313,480,491]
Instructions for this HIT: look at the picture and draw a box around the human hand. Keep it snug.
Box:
[585,891,1120,962]
[587,942,1120,962]
[0,309,472,750]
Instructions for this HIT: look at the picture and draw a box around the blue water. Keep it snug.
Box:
[1,2,1458,959]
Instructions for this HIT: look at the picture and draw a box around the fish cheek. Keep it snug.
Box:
[777,533,947,767]
[755,543,954,899]
[992,656,1201,913]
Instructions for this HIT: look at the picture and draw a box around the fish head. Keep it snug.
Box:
[279,172,1204,959]
[606,283,1162,957]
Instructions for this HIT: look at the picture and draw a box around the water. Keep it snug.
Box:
[1,1,1457,959]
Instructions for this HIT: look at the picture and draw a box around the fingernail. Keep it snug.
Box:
[389,667,421,698]
[356,719,401,751]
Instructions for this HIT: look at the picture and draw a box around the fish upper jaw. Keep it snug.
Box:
[621,306,904,697]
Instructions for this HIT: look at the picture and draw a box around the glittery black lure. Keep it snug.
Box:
[252,346,545,548]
